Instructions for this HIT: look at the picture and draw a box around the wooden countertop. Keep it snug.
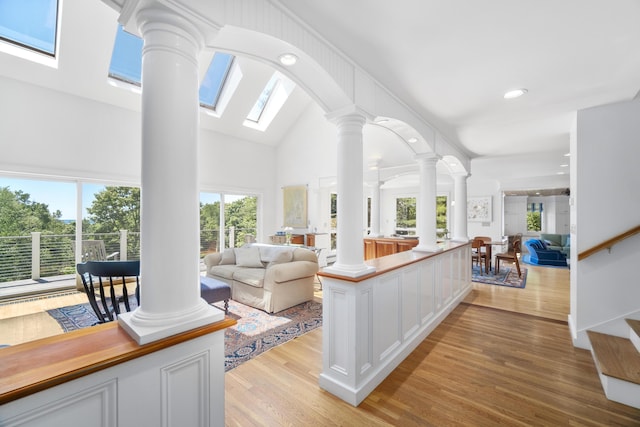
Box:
[0,317,236,405]
[318,240,469,283]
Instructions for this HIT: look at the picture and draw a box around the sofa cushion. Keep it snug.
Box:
[235,246,263,268]
[232,268,265,288]
[257,245,295,263]
[267,250,294,268]
[209,265,243,280]
[220,248,236,265]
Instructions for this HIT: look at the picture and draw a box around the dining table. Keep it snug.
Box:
[478,238,508,273]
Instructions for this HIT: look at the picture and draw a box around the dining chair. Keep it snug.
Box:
[471,238,487,274]
[76,260,140,324]
[495,239,522,278]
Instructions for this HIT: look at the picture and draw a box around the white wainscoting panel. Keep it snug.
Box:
[319,243,471,406]
[2,380,117,427]
[162,352,210,427]
[1,329,226,427]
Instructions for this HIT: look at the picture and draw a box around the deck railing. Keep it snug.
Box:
[0,227,255,284]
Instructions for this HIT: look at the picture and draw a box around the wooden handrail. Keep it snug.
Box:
[578,225,640,261]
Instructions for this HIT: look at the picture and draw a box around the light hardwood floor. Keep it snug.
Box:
[2,264,640,425]
[224,263,640,426]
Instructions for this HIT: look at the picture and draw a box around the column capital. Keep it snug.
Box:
[114,0,222,47]
[415,152,441,167]
[325,105,374,125]
[452,171,470,179]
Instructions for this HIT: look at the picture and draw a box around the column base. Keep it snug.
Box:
[413,244,443,253]
[118,300,225,345]
[322,263,376,278]
[451,236,470,242]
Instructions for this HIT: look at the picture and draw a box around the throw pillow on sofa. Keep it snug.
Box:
[220,248,236,265]
[235,246,263,268]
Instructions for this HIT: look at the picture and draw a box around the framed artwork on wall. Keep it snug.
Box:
[283,185,308,228]
[467,196,492,222]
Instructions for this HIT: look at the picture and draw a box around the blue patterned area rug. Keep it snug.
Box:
[472,264,527,288]
[215,300,322,371]
[47,298,322,372]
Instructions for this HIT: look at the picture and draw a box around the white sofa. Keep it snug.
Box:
[203,244,319,313]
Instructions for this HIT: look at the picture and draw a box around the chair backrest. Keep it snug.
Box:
[512,239,522,254]
[72,240,120,262]
[76,260,140,324]
[471,238,485,252]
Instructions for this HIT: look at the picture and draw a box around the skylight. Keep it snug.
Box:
[246,76,279,123]
[108,26,143,86]
[200,53,234,110]
[108,26,236,111]
[0,0,58,56]
[244,71,295,131]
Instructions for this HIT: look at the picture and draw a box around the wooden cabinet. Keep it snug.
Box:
[290,234,305,245]
[363,237,419,260]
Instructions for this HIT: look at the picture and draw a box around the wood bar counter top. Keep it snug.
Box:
[320,240,469,283]
[0,317,236,404]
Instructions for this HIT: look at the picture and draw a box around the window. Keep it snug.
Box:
[396,197,416,235]
[436,195,448,238]
[108,26,143,87]
[108,25,237,108]
[0,0,59,64]
[244,71,295,131]
[395,196,448,237]
[200,193,257,250]
[199,53,234,110]
[527,203,543,231]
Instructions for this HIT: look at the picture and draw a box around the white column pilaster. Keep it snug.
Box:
[452,172,470,242]
[414,153,443,253]
[369,179,381,237]
[323,109,375,277]
[117,5,223,344]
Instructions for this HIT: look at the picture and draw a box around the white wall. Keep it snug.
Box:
[0,75,277,242]
[275,103,337,236]
[570,98,640,347]
[466,176,503,240]
[0,75,141,183]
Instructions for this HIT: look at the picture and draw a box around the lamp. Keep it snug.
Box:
[283,227,293,245]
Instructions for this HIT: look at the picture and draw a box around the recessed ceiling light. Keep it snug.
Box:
[560,164,569,167]
[503,88,528,99]
[564,153,571,157]
[407,137,418,143]
[278,53,298,66]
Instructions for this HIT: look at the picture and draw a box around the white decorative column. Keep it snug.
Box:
[452,172,470,242]
[323,108,375,277]
[414,153,443,252]
[369,179,381,237]
[118,6,224,344]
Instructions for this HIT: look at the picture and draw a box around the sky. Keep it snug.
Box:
[0,177,245,220]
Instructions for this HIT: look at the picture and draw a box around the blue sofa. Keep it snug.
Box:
[524,239,568,267]
[539,233,570,256]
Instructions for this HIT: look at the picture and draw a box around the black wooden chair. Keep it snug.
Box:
[76,260,140,324]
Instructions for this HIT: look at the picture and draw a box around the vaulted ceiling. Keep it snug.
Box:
[2,0,639,186]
